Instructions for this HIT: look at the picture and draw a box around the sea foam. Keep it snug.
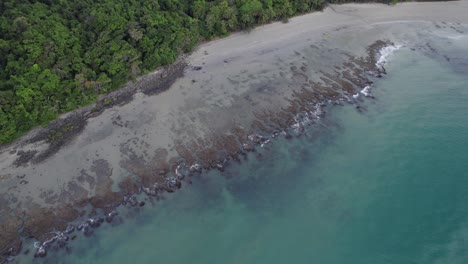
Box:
[360,86,372,97]
[360,44,403,98]
[376,44,403,71]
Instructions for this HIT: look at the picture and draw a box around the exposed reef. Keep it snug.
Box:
[0,39,394,262]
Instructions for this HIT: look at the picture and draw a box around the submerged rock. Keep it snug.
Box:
[242,143,255,152]
[271,130,281,138]
[175,163,190,179]
[105,211,118,223]
[87,217,104,228]
[189,163,202,173]
[216,163,225,172]
[63,225,75,235]
[4,240,22,257]
[248,134,268,145]
[34,246,47,258]
[142,186,159,197]
[82,225,93,237]
[165,177,182,190]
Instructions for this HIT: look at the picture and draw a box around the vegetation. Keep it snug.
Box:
[0,0,418,144]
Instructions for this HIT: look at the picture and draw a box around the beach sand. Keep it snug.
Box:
[1,1,468,258]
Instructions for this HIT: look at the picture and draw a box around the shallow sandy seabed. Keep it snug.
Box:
[1,1,468,259]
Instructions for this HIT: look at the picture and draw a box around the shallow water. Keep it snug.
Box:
[19,35,468,264]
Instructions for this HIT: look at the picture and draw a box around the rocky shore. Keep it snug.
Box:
[1,39,392,262]
[0,56,188,262]
[1,2,467,262]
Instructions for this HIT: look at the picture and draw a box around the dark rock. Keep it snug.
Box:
[189,163,202,173]
[56,234,68,248]
[142,187,158,197]
[248,134,267,145]
[242,143,255,152]
[271,130,281,138]
[380,66,387,74]
[105,211,118,223]
[63,225,75,235]
[166,177,181,190]
[82,225,93,237]
[87,218,103,228]
[175,164,189,180]
[4,242,22,257]
[128,196,138,206]
[13,150,37,167]
[34,246,47,258]
[42,237,56,248]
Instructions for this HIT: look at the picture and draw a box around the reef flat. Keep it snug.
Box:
[1,2,468,261]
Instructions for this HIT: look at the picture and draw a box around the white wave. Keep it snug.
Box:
[352,93,359,99]
[360,86,372,97]
[376,44,402,69]
[446,35,466,40]
[260,139,271,148]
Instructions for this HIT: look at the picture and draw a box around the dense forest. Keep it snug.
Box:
[0,0,408,144]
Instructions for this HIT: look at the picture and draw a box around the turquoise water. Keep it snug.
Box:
[26,47,468,263]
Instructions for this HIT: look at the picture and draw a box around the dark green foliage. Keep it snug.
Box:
[0,0,396,144]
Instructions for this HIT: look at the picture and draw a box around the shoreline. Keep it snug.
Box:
[1,1,468,261]
[28,39,394,260]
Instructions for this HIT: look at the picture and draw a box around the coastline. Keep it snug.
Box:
[1,1,468,261]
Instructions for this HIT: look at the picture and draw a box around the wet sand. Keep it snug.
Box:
[1,1,468,260]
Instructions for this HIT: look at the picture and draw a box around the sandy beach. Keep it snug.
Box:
[1,1,468,258]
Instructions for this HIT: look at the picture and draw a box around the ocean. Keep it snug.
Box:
[18,33,468,264]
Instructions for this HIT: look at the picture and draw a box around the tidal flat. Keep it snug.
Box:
[1,2,468,261]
